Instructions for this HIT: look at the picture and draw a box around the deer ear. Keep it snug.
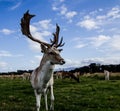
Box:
[41,44,47,53]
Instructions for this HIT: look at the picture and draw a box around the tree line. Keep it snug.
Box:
[1,63,120,75]
[0,70,33,75]
[70,63,120,74]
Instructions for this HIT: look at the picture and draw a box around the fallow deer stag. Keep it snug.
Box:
[20,11,65,111]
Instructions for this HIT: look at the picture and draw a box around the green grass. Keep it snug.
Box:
[0,76,120,111]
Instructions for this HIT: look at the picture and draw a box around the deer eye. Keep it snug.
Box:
[58,49,63,52]
[49,52,54,55]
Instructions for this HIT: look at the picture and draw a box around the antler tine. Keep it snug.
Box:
[56,37,65,48]
[55,24,60,45]
[50,24,64,48]
[20,10,50,47]
[50,24,60,46]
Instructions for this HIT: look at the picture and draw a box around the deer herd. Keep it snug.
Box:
[0,11,110,111]
[20,11,110,111]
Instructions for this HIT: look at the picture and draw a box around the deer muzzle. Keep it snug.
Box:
[60,59,65,65]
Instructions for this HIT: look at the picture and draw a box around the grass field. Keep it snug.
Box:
[0,73,120,111]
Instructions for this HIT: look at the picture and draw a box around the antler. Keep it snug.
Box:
[20,10,50,47]
[51,24,65,48]
[21,11,64,48]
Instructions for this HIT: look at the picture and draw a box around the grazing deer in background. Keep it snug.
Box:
[20,11,65,111]
[22,72,31,80]
[104,70,110,80]
[54,71,80,83]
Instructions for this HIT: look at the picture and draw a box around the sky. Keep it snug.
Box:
[0,0,120,72]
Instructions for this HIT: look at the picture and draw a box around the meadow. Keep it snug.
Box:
[0,73,120,111]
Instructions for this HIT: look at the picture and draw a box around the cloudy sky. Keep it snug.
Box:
[0,0,120,72]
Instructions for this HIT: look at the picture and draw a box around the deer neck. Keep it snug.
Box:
[40,54,53,67]
[39,54,55,76]
[33,55,55,87]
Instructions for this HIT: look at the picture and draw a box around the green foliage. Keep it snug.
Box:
[0,77,120,111]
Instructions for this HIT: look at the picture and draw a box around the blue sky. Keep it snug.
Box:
[0,0,120,72]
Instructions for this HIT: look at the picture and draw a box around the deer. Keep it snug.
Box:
[22,72,31,80]
[104,70,110,80]
[20,11,65,111]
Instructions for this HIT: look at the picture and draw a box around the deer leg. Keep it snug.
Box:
[44,89,48,111]
[50,85,54,111]
[34,90,41,111]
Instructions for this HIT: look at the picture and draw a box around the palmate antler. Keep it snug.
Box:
[20,10,65,48]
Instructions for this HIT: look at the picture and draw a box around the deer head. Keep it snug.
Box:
[20,10,65,65]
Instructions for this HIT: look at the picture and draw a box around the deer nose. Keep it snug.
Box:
[60,59,65,65]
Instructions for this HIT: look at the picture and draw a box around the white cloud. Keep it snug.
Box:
[37,19,53,30]
[0,50,24,58]
[10,2,21,10]
[14,54,24,57]
[41,31,51,37]
[30,60,36,64]
[74,34,120,58]
[35,55,42,61]
[90,35,110,47]
[52,6,58,11]
[64,56,120,68]
[75,43,86,48]
[96,6,120,20]
[96,15,106,20]
[30,25,38,33]
[60,5,67,15]
[0,50,12,57]
[52,3,77,23]
[107,7,120,19]
[56,58,81,69]
[60,5,77,22]
[77,6,120,30]
[0,61,8,68]
[71,37,86,48]
[57,56,120,69]
[28,40,40,52]
[29,55,43,69]
[27,19,54,52]
[104,56,120,65]
[109,35,120,50]
[81,58,104,66]
[90,35,120,52]
[65,11,77,19]
[81,56,120,66]
[66,59,81,67]
[77,19,99,30]
[56,55,120,70]
[0,28,14,35]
